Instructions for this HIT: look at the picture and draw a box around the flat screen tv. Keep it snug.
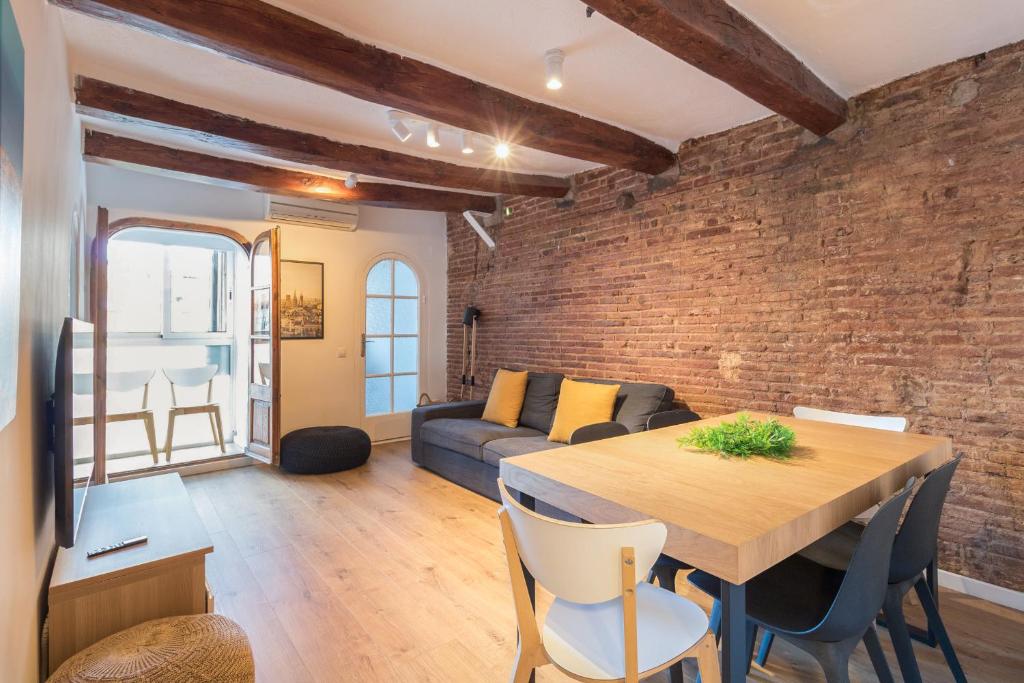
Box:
[53,317,95,548]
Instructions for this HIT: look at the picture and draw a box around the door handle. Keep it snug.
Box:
[361,334,366,358]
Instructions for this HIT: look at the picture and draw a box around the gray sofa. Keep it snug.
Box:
[411,372,698,506]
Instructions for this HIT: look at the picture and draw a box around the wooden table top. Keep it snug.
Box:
[499,412,952,585]
[50,473,213,599]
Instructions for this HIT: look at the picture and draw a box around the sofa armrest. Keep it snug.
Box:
[411,400,486,463]
[569,421,630,445]
[647,408,701,431]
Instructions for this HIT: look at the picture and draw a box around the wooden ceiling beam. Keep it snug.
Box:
[83,131,497,213]
[585,0,848,135]
[53,0,677,174]
[75,77,570,198]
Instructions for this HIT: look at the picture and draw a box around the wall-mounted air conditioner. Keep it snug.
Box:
[265,197,359,231]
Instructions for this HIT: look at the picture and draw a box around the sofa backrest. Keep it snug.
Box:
[577,378,675,433]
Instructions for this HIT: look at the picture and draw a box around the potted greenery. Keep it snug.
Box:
[678,413,796,460]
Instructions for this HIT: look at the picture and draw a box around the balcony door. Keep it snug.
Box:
[247,228,280,463]
[361,256,421,441]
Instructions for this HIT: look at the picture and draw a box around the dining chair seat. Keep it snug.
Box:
[688,554,843,634]
[544,582,710,681]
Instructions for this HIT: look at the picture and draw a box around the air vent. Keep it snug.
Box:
[266,197,359,231]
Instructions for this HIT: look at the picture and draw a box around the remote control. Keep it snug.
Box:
[87,535,148,558]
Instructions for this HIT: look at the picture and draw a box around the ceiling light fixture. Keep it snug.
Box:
[460,131,475,155]
[426,122,440,148]
[388,110,412,142]
[345,173,358,189]
[494,141,511,159]
[545,48,565,90]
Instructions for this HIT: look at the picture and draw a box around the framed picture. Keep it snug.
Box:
[0,0,25,430]
[281,260,324,339]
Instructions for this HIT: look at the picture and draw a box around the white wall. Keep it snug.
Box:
[86,165,448,440]
[1,1,86,680]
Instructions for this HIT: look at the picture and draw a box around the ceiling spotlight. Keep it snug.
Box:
[345,173,358,189]
[426,122,440,148]
[494,141,511,159]
[388,110,411,142]
[545,48,565,90]
[460,131,475,155]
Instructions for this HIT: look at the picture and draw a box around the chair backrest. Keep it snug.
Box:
[163,364,218,387]
[72,373,94,396]
[794,406,908,432]
[812,479,915,642]
[107,369,156,393]
[497,479,666,604]
[889,455,962,585]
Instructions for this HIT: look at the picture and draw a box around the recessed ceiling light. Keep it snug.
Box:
[426,122,440,148]
[345,173,358,189]
[545,48,565,90]
[388,110,412,142]
[494,142,511,159]
[460,131,474,155]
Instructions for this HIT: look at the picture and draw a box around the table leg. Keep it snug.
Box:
[721,579,747,683]
[518,491,537,683]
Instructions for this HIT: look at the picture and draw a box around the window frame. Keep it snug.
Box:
[363,256,422,417]
[108,238,235,343]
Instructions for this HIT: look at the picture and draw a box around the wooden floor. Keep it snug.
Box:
[184,442,1024,682]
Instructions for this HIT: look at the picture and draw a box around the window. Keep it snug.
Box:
[364,258,419,416]
[108,240,232,337]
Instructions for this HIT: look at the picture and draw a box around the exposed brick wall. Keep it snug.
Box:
[446,42,1024,590]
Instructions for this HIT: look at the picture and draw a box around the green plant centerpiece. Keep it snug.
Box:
[678,413,796,460]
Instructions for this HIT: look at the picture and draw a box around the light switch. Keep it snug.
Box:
[337,347,347,358]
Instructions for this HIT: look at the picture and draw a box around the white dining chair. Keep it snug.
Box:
[162,364,226,461]
[497,479,720,683]
[73,370,160,464]
[793,406,908,433]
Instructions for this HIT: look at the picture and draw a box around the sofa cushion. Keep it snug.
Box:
[548,379,621,443]
[519,372,564,432]
[578,379,675,433]
[420,419,544,461]
[482,436,566,468]
[481,368,529,427]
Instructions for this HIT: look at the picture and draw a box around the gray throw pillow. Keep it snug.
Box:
[518,373,564,432]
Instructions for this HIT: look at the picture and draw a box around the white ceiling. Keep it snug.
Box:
[60,0,1024,187]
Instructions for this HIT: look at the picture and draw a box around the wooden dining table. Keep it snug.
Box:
[499,411,953,683]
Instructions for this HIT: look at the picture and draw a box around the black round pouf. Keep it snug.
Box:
[280,426,371,474]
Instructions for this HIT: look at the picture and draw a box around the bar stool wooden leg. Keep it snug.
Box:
[212,405,227,452]
[142,413,160,464]
[164,410,178,462]
[695,631,722,683]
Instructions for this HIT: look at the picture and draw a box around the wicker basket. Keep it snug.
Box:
[48,614,254,683]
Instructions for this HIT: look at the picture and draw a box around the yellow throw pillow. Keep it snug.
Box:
[481,369,529,428]
[548,379,621,443]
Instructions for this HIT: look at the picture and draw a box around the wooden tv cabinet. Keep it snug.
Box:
[47,473,214,673]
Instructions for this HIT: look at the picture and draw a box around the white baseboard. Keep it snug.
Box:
[939,569,1024,612]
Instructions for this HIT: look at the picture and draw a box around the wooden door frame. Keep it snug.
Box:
[90,207,109,483]
[91,214,255,479]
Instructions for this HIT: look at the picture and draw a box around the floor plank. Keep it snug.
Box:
[186,441,1024,683]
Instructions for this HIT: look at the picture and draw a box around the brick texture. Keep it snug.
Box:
[446,42,1024,590]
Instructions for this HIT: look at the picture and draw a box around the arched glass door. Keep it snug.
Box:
[363,258,420,425]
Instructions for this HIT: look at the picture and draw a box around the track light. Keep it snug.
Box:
[426,122,440,148]
[388,110,412,142]
[494,141,511,159]
[545,48,565,90]
[345,173,358,189]
[460,131,474,155]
